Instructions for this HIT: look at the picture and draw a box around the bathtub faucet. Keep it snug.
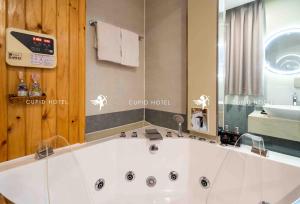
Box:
[35,145,54,160]
[173,114,184,137]
[241,133,268,157]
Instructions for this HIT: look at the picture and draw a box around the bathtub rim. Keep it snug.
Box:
[0,125,299,173]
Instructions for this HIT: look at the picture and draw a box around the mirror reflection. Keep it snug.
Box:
[218,0,300,157]
[265,29,300,74]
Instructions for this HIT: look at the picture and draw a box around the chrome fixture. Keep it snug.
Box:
[166,131,172,137]
[199,177,210,189]
[241,133,268,157]
[173,114,184,137]
[35,145,54,160]
[169,171,178,181]
[125,171,135,182]
[95,178,105,191]
[89,19,144,41]
[149,144,159,154]
[120,132,126,137]
[89,20,97,26]
[131,132,138,137]
[145,129,163,140]
[198,137,206,141]
[146,176,157,187]
[209,140,216,144]
[293,92,297,106]
[260,201,270,204]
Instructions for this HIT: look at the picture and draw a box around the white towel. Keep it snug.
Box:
[96,21,121,64]
[121,29,139,67]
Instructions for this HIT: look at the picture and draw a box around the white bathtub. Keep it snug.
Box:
[0,125,299,204]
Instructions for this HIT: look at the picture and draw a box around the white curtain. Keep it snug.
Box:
[225,0,265,96]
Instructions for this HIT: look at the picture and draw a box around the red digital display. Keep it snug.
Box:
[33,37,42,42]
[43,39,51,43]
[33,36,51,43]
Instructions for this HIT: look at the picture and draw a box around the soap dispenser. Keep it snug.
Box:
[17,71,28,96]
[29,73,42,97]
[221,125,230,145]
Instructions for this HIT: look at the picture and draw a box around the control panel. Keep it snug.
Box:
[6,28,57,69]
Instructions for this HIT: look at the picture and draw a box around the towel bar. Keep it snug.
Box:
[89,20,144,41]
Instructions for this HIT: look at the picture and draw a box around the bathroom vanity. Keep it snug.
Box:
[248,111,300,142]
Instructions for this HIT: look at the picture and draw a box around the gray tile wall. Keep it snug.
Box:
[86,108,144,133]
[86,108,187,134]
[145,109,187,132]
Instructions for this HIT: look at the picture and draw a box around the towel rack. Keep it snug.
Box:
[89,20,144,41]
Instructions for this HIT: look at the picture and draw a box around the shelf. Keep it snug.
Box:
[8,93,47,104]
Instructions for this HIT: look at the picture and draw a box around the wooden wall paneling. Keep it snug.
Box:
[0,0,7,162]
[69,0,79,144]
[1,0,85,162]
[41,0,57,140]
[7,0,26,160]
[25,0,42,154]
[0,194,12,204]
[78,0,86,143]
[0,195,5,204]
[56,0,70,142]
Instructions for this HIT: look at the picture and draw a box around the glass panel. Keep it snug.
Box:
[218,0,226,130]
[218,0,300,158]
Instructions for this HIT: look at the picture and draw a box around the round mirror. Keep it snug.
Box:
[265,28,300,74]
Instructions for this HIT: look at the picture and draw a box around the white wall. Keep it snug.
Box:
[86,0,188,118]
[86,0,145,116]
[145,0,187,114]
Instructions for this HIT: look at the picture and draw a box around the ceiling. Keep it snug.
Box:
[220,0,255,11]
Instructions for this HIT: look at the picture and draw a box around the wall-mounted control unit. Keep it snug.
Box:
[6,28,57,69]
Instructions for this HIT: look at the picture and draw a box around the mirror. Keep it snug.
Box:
[265,29,300,75]
[218,0,300,158]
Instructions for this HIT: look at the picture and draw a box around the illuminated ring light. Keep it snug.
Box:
[264,28,300,75]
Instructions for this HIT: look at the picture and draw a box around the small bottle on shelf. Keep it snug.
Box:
[218,127,223,136]
[17,71,28,97]
[29,73,42,97]
[220,125,230,145]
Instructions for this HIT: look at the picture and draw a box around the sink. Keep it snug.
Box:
[263,104,300,121]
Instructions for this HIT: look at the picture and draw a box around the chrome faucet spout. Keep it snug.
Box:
[241,133,268,157]
[293,93,297,106]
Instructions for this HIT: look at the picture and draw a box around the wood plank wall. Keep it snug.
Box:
[0,0,86,163]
